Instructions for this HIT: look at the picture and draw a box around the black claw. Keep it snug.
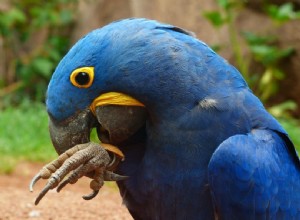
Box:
[29,173,42,192]
[34,183,52,205]
[57,179,70,193]
[104,171,129,181]
[106,154,117,170]
[82,190,99,200]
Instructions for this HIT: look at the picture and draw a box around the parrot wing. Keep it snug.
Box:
[208,129,300,220]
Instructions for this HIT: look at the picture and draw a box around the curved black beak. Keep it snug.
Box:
[48,109,96,155]
[49,105,147,155]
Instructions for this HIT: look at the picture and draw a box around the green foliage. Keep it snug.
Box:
[243,32,294,65]
[204,1,248,80]
[203,1,299,105]
[242,31,295,101]
[15,36,70,102]
[266,3,300,24]
[203,0,242,27]
[0,100,101,174]
[0,0,78,107]
[0,101,56,173]
[278,117,300,152]
[203,11,226,27]
[0,8,26,36]
[269,100,298,119]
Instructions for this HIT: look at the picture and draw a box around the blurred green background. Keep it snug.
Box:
[1,0,300,173]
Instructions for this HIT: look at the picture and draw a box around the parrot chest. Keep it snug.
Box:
[120,137,216,219]
[118,112,245,219]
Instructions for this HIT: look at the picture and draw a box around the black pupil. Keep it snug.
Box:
[75,72,90,85]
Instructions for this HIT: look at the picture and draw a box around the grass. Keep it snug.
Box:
[0,101,300,174]
[0,101,56,173]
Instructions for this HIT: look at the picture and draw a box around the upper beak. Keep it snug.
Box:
[48,109,96,155]
[49,92,147,155]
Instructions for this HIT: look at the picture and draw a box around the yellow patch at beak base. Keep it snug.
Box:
[90,92,144,115]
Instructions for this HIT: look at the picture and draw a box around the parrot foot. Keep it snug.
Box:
[29,142,128,205]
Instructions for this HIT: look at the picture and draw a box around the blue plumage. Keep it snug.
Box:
[209,130,300,219]
[46,18,300,219]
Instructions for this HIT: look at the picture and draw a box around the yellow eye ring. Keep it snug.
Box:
[70,67,95,88]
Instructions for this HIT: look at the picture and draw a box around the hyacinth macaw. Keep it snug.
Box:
[30,18,300,219]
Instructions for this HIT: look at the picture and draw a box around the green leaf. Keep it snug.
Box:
[273,68,284,80]
[242,32,276,45]
[10,8,26,23]
[250,45,294,65]
[277,117,300,152]
[277,47,295,59]
[266,3,300,23]
[203,11,226,27]
[48,49,61,61]
[278,3,297,19]
[269,100,297,118]
[0,8,26,30]
[59,9,73,25]
[250,45,276,63]
[216,0,241,10]
[210,44,222,52]
[31,58,54,77]
[49,11,60,25]
[217,0,231,10]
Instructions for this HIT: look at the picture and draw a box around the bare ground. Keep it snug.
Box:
[0,162,132,220]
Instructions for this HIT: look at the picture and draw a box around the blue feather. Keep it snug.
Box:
[208,129,300,219]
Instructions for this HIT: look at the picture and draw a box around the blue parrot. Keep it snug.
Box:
[32,18,300,219]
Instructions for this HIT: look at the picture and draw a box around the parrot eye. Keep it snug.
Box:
[70,67,95,88]
[75,72,89,85]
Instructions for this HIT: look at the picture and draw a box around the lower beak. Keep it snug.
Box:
[94,105,147,145]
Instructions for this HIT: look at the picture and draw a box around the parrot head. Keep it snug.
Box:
[46,18,245,157]
[48,18,190,154]
[47,18,154,154]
